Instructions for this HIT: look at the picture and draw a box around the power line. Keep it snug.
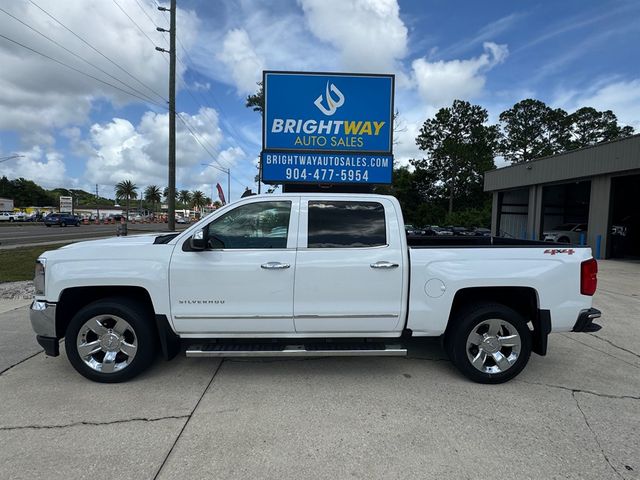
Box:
[28,0,167,104]
[133,0,164,30]
[177,113,245,188]
[0,6,161,105]
[0,32,167,107]
[130,0,244,172]
[111,0,167,62]
[175,36,248,147]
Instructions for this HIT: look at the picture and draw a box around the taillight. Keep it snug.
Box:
[580,258,598,296]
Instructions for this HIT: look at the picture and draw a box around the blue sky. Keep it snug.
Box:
[0,0,638,201]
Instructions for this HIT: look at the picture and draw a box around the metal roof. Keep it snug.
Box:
[484,134,640,192]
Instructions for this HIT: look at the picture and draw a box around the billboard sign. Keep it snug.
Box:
[59,196,72,213]
[262,71,394,184]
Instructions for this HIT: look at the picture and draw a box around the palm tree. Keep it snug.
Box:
[191,190,206,212]
[144,185,162,217]
[115,180,138,222]
[178,189,191,207]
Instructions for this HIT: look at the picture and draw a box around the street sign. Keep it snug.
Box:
[59,196,72,213]
[262,71,394,184]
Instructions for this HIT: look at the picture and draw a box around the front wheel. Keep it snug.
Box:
[61,222,66,227]
[446,303,532,384]
[65,298,157,383]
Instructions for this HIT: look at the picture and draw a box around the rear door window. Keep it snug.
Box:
[307,201,386,248]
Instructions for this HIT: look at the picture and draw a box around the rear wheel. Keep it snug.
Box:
[61,222,66,227]
[65,298,157,383]
[446,303,532,384]
[558,236,570,243]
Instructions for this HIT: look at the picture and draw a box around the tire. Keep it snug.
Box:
[45,224,51,227]
[65,297,157,383]
[75,222,80,227]
[558,237,570,243]
[9,217,13,222]
[445,303,532,384]
[61,222,66,227]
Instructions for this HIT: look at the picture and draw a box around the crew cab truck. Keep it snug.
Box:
[30,194,601,384]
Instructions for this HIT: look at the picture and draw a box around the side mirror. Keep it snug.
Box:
[189,228,208,251]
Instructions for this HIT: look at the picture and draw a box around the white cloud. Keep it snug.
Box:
[553,79,640,130]
[0,146,70,188]
[411,42,508,109]
[83,107,246,194]
[0,0,200,141]
[298,0,407,72]
[217,28,265,95]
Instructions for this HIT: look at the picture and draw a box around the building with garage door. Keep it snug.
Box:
[485,134,640,260]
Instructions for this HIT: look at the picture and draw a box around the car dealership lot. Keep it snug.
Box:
[0,261,638,480]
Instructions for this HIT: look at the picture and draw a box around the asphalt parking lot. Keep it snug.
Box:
[0,260,638,480]
[0,222,188,249]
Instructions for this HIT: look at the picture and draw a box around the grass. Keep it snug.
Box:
[0,245,56,283]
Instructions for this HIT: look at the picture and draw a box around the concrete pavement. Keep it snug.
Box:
[0,260,638,479]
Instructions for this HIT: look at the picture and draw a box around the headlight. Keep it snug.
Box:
[34,258,46,296]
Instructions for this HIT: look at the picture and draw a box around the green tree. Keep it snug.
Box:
[115,180,138,221]
[144,185,161,216]
[245,82,264,114]
[499,99,570,163]
[178,189,191,207]
[568,107,634,149]
[191,190,206,211]
[413,100,499,215]
[0,176,56,207]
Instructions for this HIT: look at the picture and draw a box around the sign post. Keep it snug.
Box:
[261,71,394,186]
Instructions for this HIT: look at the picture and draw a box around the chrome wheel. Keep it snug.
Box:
[466,318,522,374]
[76,315,138,373]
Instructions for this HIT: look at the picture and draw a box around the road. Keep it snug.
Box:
[0,260,638,479]
[0,222,189,248]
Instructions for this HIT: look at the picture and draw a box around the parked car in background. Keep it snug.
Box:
[473,228,492,237]
[0,211,27,222]
[43,213,81,227]
[432,226,453,236]
[404,224,421,236]
[543,223,587,244]
[176,216,189,224]
[450,226,469,236]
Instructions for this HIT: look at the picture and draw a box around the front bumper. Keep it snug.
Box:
[30,301,60,356]
[573,308,602,332]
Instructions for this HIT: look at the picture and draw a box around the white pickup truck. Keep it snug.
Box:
[30,193,601,384]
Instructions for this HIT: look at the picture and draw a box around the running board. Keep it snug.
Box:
[185,342,407,358]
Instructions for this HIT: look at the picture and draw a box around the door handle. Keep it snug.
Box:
[370,261,399,269]
[261,262,291,270]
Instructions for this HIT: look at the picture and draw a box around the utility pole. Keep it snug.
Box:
[95,184,99,221]
[157,0,176,231]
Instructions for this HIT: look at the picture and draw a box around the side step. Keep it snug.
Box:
[185,342,407,358]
